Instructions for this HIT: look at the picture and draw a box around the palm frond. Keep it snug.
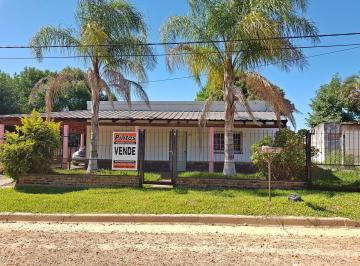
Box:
[103,69,150,109]
[199,98,213,127]
[232,85,260,126]
[30,70,82,120]
[241,72,297,128]
[29,26,80,60]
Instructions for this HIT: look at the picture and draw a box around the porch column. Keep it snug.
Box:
[62,125,70,168]
[0,124,4,144]
[80,133,85,149]
[208,127,215,172]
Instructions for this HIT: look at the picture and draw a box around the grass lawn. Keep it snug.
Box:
[52,168,161,182]
[0,186,359,220]
[178,171,264,180]
[312,167,360,191]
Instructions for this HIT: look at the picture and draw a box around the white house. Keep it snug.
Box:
[0,101,285,172]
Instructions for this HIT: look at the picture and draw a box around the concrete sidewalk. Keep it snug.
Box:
[0,175,14,188]
[0,213,358,227]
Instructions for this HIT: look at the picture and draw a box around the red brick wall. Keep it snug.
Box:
[17,174,140,188]
[176,177,307,189]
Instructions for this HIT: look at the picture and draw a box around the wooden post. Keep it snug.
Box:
[268,154,271,204]
[62,125,70,169]
[208,127,214,172]
[171,130,178,186]
[341,134,346,166]
[138,130,145,188]
[0,124,4,144]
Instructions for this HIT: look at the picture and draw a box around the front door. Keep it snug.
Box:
[177,131,187,171]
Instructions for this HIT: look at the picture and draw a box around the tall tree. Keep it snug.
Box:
[161,0,317,175]
[342,74,360,116]
[307,74,360,127]
[0,71,20,114]
[13,67,53,113]
[30,0,156,172]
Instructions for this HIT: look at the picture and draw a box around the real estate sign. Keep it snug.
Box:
[112,132,138,170]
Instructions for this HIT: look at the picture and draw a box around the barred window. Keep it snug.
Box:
[214,133,243,154]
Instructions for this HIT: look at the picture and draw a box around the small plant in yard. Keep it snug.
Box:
[251,129,308,181]
[0,110,61,179]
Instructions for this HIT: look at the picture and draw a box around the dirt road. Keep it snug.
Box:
[0,222,359,265]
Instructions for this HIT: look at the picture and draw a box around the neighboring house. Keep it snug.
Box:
[0,101,285,172]
[311,122,360,165]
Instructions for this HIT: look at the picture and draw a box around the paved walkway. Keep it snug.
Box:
[0,222,359,265]
[0,175,14,188]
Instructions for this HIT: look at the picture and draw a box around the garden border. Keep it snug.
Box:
[17,173,141,188]
[176,177,308,189]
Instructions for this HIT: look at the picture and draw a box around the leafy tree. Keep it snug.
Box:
[13,67,53,113]
[307,74,359,127]
[30,0,156,172]
[161,0,317,175]
[0,72,20,114]
[342,74,360,116]
[0,111,61,178]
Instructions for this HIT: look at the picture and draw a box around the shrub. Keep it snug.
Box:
[251,129,306,181]
[0,110,61,179]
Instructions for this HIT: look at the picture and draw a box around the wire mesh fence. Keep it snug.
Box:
[311,129,360,166]
[54,127,311,182]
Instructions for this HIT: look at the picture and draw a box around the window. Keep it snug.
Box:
[214,132,243,154]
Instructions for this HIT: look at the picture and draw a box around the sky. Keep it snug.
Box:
[0,0,360,129]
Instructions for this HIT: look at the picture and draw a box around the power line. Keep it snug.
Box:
[1,42,360,60]
[140,45,360,84]
[1,32,360,49]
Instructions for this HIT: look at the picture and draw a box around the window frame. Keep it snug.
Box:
[214,132,243,154]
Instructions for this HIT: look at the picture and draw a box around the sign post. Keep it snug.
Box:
[112,132,138,171]
[259,146,283,205]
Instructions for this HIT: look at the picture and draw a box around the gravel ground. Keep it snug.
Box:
[0,222,359,266]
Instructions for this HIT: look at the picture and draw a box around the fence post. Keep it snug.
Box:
[170,130,178,186]
[138,130,145,188]
[341,134,345,166]
[62,124,70,169]
[305,130,312,184]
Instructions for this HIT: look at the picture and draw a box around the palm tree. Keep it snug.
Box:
[30,0,156,172]
[161,0,318,175]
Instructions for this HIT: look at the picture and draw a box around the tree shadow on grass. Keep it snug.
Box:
[15,185,88,195]
[304,201,336,216]
[312,166,360,191]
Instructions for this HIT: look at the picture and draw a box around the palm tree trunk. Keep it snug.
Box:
[87,87,100,173]
[223,70,236,176]
[86,60,102,173]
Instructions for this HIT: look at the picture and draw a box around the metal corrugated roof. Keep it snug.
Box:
[0,110,285,122]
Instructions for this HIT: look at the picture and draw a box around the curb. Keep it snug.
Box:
[0,213,359,227]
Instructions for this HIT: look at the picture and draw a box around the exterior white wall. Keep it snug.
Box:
[86,125,278,163]
[342,125,360,164]
[311,123,325,163]
[212,128,278,163]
